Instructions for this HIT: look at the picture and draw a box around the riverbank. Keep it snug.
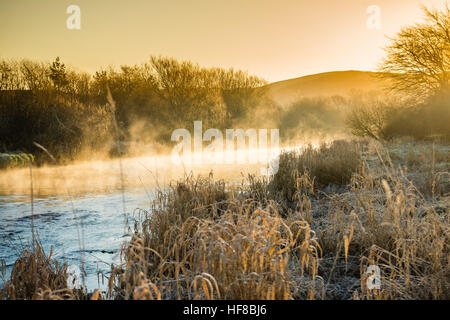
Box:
[1,139,449,300]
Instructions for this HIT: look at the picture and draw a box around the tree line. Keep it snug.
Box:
[0,5,448,165]
[0,56,268,163]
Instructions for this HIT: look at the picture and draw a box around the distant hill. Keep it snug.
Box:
[264,71,388,106]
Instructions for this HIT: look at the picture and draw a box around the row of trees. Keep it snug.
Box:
[0,4,448,163]
[0,55,266,124]
[0,55,268,162]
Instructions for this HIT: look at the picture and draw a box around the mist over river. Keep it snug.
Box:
[0,152,277,291]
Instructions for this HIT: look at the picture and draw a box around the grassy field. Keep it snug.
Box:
[1,138,448,300]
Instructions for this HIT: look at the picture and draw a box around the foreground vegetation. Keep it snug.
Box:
[1,139,448,300]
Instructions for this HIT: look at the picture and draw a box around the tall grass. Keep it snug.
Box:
[111,176,320,300]
[269,140,362,206]
[2,139,448,300]
[106,140,448,300]
[0,240,75,300]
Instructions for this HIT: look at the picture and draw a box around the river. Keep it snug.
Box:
[0,153,269,291]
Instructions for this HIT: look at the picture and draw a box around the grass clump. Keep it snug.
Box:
[0,240,76,300]
[111,176,320,300]
[269,140,361,204]
[319,161,449,299]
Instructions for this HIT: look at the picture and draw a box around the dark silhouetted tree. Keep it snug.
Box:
[379,4,449,98]
[49,57,68,90]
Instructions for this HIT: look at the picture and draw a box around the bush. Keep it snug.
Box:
[278,97,346,141]
[269,140,362,203]
[345,93,405,141]
[345,93,450,142]
[384,94,450,141]
[0,90,114,164]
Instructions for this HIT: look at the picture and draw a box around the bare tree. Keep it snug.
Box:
[379,4,449,98]
[345,93,405,141]
[148,55,266,127]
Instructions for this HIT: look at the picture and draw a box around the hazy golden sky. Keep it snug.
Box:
[0,0,447,82]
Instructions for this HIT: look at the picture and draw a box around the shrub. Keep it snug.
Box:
[269,140,362,203]
[278,97,346,141]
[383,95,450,141]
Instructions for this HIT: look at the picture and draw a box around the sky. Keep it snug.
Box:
[0,0,448,82]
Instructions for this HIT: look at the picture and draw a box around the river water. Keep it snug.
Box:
[0,153,269,291]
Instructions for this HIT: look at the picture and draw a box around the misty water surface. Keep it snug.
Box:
[0,152,272,291]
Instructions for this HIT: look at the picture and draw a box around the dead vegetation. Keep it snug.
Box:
[107,139,448,300]
[269,140,362,205]
[0,240,77,300]
[2,139,449,300]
